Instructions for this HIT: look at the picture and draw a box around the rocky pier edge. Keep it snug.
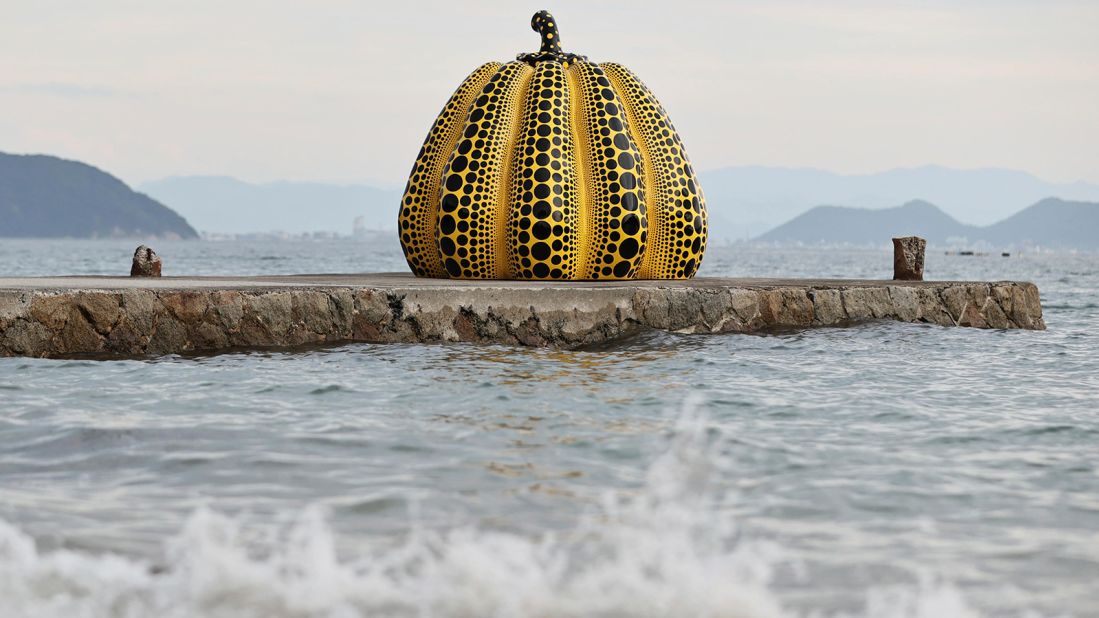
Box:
[0,274,1044,358]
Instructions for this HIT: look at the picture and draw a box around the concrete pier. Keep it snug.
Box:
[0,274,1044,357]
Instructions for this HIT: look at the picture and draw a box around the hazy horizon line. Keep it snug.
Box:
[8,148,1099,190]
[132,162,1099,191]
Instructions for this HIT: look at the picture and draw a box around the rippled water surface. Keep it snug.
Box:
[1,239,1097,617]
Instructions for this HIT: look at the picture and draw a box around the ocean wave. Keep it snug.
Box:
[0,409,1009,618]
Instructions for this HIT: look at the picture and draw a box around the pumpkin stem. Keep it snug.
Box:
[531,10,562,54]
[517,11,584,65]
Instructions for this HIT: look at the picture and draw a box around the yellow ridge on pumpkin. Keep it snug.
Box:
[602,63,664,278]
[509,61,579,279]
[564,64,591,279]
[398,62,500,278]
[495,66,535,278]
[568,61,648,280]
[436,61,533,279]
[601,62,708,279]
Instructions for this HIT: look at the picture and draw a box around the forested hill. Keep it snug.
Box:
[0,152,198,239]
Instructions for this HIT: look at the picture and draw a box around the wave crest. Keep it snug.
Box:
[0,407,993,618]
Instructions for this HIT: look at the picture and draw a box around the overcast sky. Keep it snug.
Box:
[2,0,1096,187]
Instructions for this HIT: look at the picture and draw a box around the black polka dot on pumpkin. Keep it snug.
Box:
[622,214,640,235]
[618,237,639,259]
[532,221,551,240]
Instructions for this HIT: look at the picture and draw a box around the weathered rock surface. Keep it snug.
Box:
[0,274,1045,358]
[130,245,163,277]
[893,236,926,281]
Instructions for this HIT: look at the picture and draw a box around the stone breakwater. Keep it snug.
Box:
[0,274,1044,357]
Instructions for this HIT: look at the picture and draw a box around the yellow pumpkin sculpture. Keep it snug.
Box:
[398,10,707,280]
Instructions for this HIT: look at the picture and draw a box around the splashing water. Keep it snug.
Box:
[0,405,1009,618]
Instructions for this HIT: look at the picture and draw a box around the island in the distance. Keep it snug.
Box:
[0,152,198,239]
[757,198,1099,250]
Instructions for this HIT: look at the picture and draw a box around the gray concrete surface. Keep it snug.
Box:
[0,274,1045,357]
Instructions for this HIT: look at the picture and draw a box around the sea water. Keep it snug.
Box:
[1,238,1097,617]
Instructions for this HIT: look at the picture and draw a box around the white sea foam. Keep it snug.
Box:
[0,408,1013,618]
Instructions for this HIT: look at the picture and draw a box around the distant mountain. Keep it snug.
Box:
[757,198,1099,249]
[983,198,1099,249]
[0,152,198,239]
[757,200,977,245]
[139,176,400,235]
[698,165,1099,240]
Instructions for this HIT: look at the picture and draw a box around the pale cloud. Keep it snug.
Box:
[0,0,1096,186]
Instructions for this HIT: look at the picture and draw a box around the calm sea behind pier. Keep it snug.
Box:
[1,238,1097,617]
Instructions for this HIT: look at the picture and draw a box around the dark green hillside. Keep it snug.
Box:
[0,152,198,238]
